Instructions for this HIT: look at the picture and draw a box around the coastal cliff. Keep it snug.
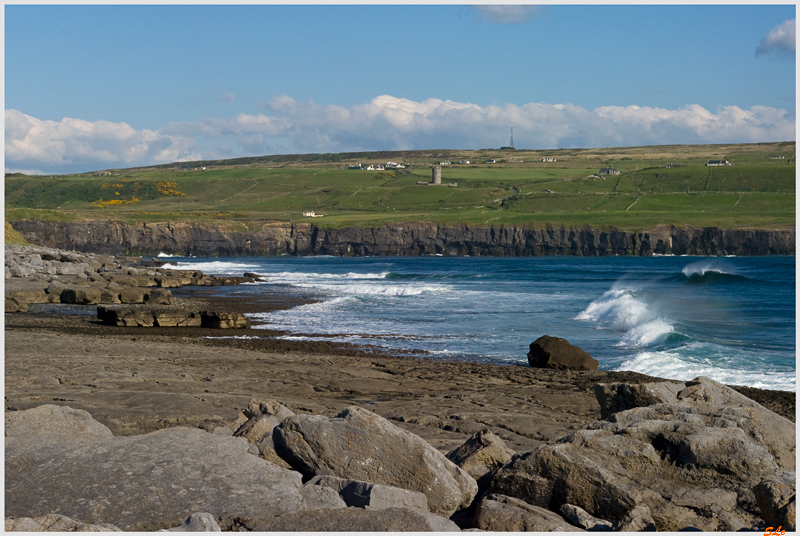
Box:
[10,220,795,257]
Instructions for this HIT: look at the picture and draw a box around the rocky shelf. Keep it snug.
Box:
[97,306,250,328]
[4,376,796,531]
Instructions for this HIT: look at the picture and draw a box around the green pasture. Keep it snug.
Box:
[5,142,795,231]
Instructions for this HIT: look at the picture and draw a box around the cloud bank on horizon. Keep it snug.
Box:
[5,95,795,175]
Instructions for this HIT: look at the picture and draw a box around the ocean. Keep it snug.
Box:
[161,254,796,392]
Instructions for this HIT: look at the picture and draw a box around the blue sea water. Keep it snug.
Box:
[161,254,796,392]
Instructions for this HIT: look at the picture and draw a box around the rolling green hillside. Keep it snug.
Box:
[5,142,795,231]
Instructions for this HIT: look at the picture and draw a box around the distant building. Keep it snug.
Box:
[598,168,621,175]
[540,157,557,162]
[706,160,731,167]
[365,164,385,170]
[770,156,785,160]
[348,163,363,170]
[302,211,324,217]
[432,165,442,185]
[458,160,470,164]
[439,161,451,165]
[386,161,405,169]
[485,159,496,164]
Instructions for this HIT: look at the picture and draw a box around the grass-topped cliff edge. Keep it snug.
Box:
[5,142,795,232]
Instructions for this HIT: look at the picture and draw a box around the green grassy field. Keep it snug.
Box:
[5,142,795,231]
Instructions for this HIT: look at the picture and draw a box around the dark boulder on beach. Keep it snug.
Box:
[527,335,598,371]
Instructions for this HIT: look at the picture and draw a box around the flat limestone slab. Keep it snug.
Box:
[5,405,305,531]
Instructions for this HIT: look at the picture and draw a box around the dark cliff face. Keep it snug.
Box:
[10,220,795,257]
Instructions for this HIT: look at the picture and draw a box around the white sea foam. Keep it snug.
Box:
[616,350,796,392]
[575,288,651,331]
[163,260,260,274]
[616,319,674,348]
[681,260,734,278]
[266,271,389,283]
[577,287,677,349]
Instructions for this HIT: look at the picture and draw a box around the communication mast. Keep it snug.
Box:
[510,127,514,149]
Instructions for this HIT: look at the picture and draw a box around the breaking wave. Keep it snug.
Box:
[576,288,675,349]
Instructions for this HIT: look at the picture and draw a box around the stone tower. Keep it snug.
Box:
[432,165,442,185]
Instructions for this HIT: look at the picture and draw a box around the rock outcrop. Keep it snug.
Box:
[527,335,599,371]
[5,244,254,327]
[10,219,795,257]
[491,376,794,531]
[5,405,307,531]
[594,376,796,470]
[5,376,794,532]
[273,405,478,516]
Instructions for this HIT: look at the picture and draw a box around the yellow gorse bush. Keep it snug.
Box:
[155,181,186,196]
[92,198,140,208]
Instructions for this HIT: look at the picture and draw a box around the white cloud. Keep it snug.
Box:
[4,109,202,172]
[756,18,796,58]
[250,95,795,153]
[6,96,796,173]
[475,5,538,23]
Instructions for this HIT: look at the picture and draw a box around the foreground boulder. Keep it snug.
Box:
[273,405,478,516]
[306,475,429,512]
[527,335,598,371]
[233,398,296,467]
[159,513,221,532]
[242,507,460,532]
[473,494,582,532]
[491,396,788,531]
[446,429,515,486]
[594,376,796,471]
[754,470,797,531]
[5,514,122,532]
[6,405,306,530]
[560,504,613,531]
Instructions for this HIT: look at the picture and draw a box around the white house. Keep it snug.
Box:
[706,160,731,166]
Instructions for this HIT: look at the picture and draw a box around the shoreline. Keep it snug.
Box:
[5,284,795,448]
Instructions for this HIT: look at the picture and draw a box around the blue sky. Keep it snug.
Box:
[5,4,796,174]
